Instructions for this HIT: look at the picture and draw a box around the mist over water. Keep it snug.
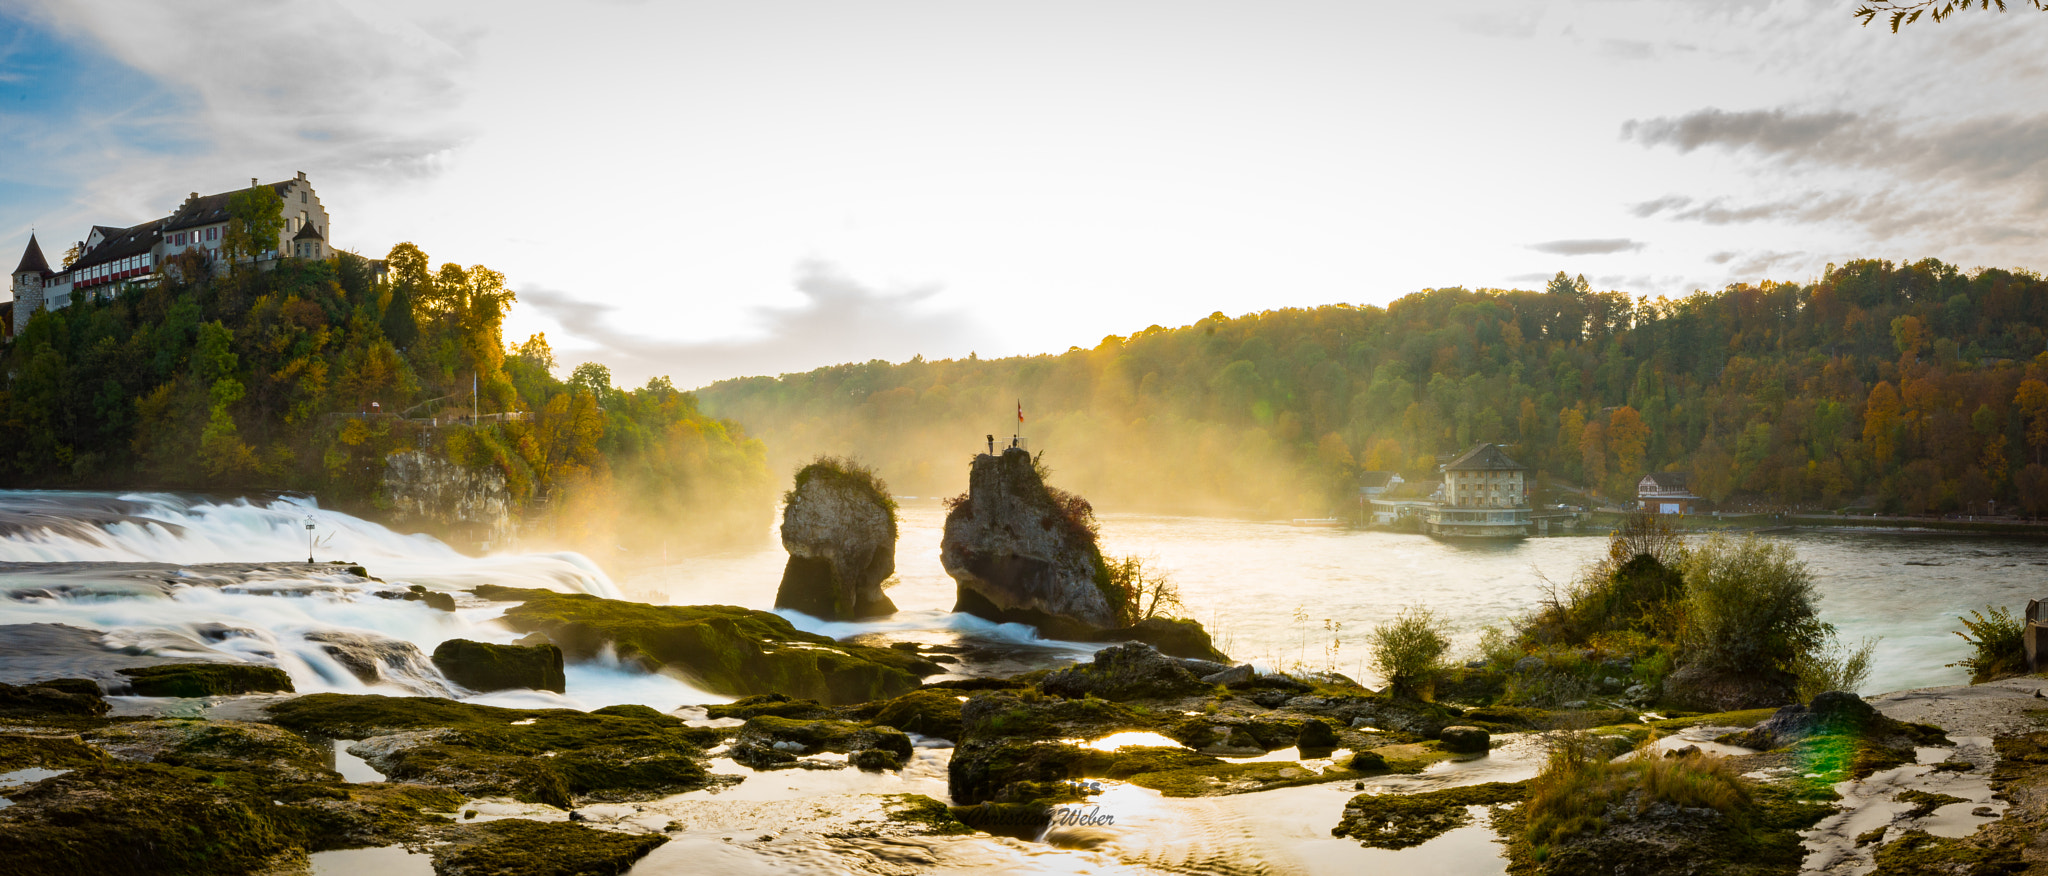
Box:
[640,502,2048,695]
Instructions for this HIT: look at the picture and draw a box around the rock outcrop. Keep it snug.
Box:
[774,458,899,620]
[940,448,1119,637]
[430,638,566,693]
[380,449,513,549]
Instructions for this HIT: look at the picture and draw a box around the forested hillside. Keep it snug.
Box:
[698,259,2048,518]
[0,243,771,551]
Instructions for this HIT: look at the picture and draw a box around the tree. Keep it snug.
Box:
[1855,0,2047,31]
[2017,379,2048,464]
[60,242,82,269]
[1864,381,1901,465]
[1608,405,1650,477]
[222,183,285,266]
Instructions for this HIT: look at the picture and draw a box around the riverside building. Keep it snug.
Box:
[1422,443,1532,538]
[9,172,332,337]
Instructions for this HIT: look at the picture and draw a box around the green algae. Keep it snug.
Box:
[1893,788,1967,819]
[885,794,977,835]
[118,663,294,697]
[474,586,937,704]
[705,693,831,721]
[265,694,718,804]
[0,762,310,876]
[1333,781,1526,849]
[1869,829,2025,875]
[431,819,668,876]
[869,689,965,741]
[0,733,107,772]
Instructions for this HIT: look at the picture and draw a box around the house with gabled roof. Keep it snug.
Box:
[1422,442,1532,538]
[9,172,333,338]
[1637,471,1698,515]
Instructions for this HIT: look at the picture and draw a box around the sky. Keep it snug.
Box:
[1,0,2044,388]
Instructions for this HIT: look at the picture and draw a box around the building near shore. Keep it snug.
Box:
[1637,472,1699,514]
[1422,443,1532,538]
[9,172,332,337]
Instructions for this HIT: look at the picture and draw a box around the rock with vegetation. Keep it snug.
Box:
[941,448,1121,637]
[0,679,108,717]
[431,638,566,693]
[1042,642,1209,701]
[1334,781,1525,849]
[775,456,900,620]
[475,585,940,705]
[1437,725,1490,753]
[430,819,668,876]
[1081,616,1230,662]
[727,715,914,770]
[265,694,723,806]
[0,762,314,875]
[116,662,293,697]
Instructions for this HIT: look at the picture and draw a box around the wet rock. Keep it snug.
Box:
[267,693,719,805]
[1296,719,1340,752]
[116,662,292,697]
[89,719,339,784]
[430,638,566,693]
[1665,744,1702,758]
[1332,781,1525,849]
[1081,617,1231,662]
[775,458,900,620]
[0,679,108,717]
[729,716,913,771]
[1179,658,1232,677]
[1716,690,1887,750]
[1203,664,1256,687]
[851,748,906,771]
[1250,690,1292,709]
[431,819,667,876]
[422,591,458,612]
[477,586,940,705]
[869,689,966,742]
[940,448,1120,638]
[0,762,308,874]
[306,630,447,693]
[1348,750,1389,772]
[705,693,832,721]
[1042,642,1208,701]
[1437,725,1490,753]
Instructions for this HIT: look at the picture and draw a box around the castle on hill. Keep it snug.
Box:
[8,172,333,337]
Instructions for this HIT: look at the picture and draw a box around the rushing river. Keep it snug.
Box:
[1,490,2042,875]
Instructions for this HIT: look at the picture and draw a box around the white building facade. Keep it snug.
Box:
[9,172,331,337]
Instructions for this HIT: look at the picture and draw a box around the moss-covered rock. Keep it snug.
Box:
[0,762,310,876]
[776,456,900,621]
[0,680,107,718]
[1080,617,1231,663]
[265,694,717,804]
[885,793,977,835]
[431,638,567,693]
[1041,642,1208,702]
[86,718,337,784]
[275,782,468,850]
[704,693,831,721]
[431,819,667,876]
[475,586,939,705]
[728,715,912,770]
[0,733,108,772]
[869,689,966,741]
[116,663,293,697]
[1332,781,1525,849]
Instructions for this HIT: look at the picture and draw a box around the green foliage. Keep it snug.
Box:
[1369,606,1450,699]
[1679,534,1831,678]
[1523,744,1749,851]
[1855,0,2047,31]
[223,183,285,265]
[0,240,771,552]
[1949,605,2027,683]
[1794,632,1880,702]
[698,258,2048,516]
[785,455,898,533]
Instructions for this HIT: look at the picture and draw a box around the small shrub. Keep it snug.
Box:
[1794,632,1879,702]
[1369,606,1450,700]
[1950,606,2025,683]
[1679,534,1830,678]
[1101,554,1185,626]
[1523,743,1748,849]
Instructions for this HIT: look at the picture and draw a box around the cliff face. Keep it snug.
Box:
[775,468,898,620]
[380,450,513,547]
[940,448,1118,637]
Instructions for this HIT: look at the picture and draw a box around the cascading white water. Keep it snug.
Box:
[0,491,725,711]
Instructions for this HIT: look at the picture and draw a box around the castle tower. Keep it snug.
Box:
[10,234,52,338]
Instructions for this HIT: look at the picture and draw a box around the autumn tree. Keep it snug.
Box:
[1608,405,1650,478]
[1864,381,1901,465]
[2017,378,2048,464]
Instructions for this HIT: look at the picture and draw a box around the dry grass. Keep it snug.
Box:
[1522,730,1750,851]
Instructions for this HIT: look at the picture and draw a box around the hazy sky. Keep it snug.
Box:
[2,1,2043,387]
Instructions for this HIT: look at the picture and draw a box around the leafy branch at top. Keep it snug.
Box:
[1853,0,2048,32]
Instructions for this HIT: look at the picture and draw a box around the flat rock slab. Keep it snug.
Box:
[1867,676,2048,739]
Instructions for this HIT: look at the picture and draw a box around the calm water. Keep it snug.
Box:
[635,502,2048,694]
